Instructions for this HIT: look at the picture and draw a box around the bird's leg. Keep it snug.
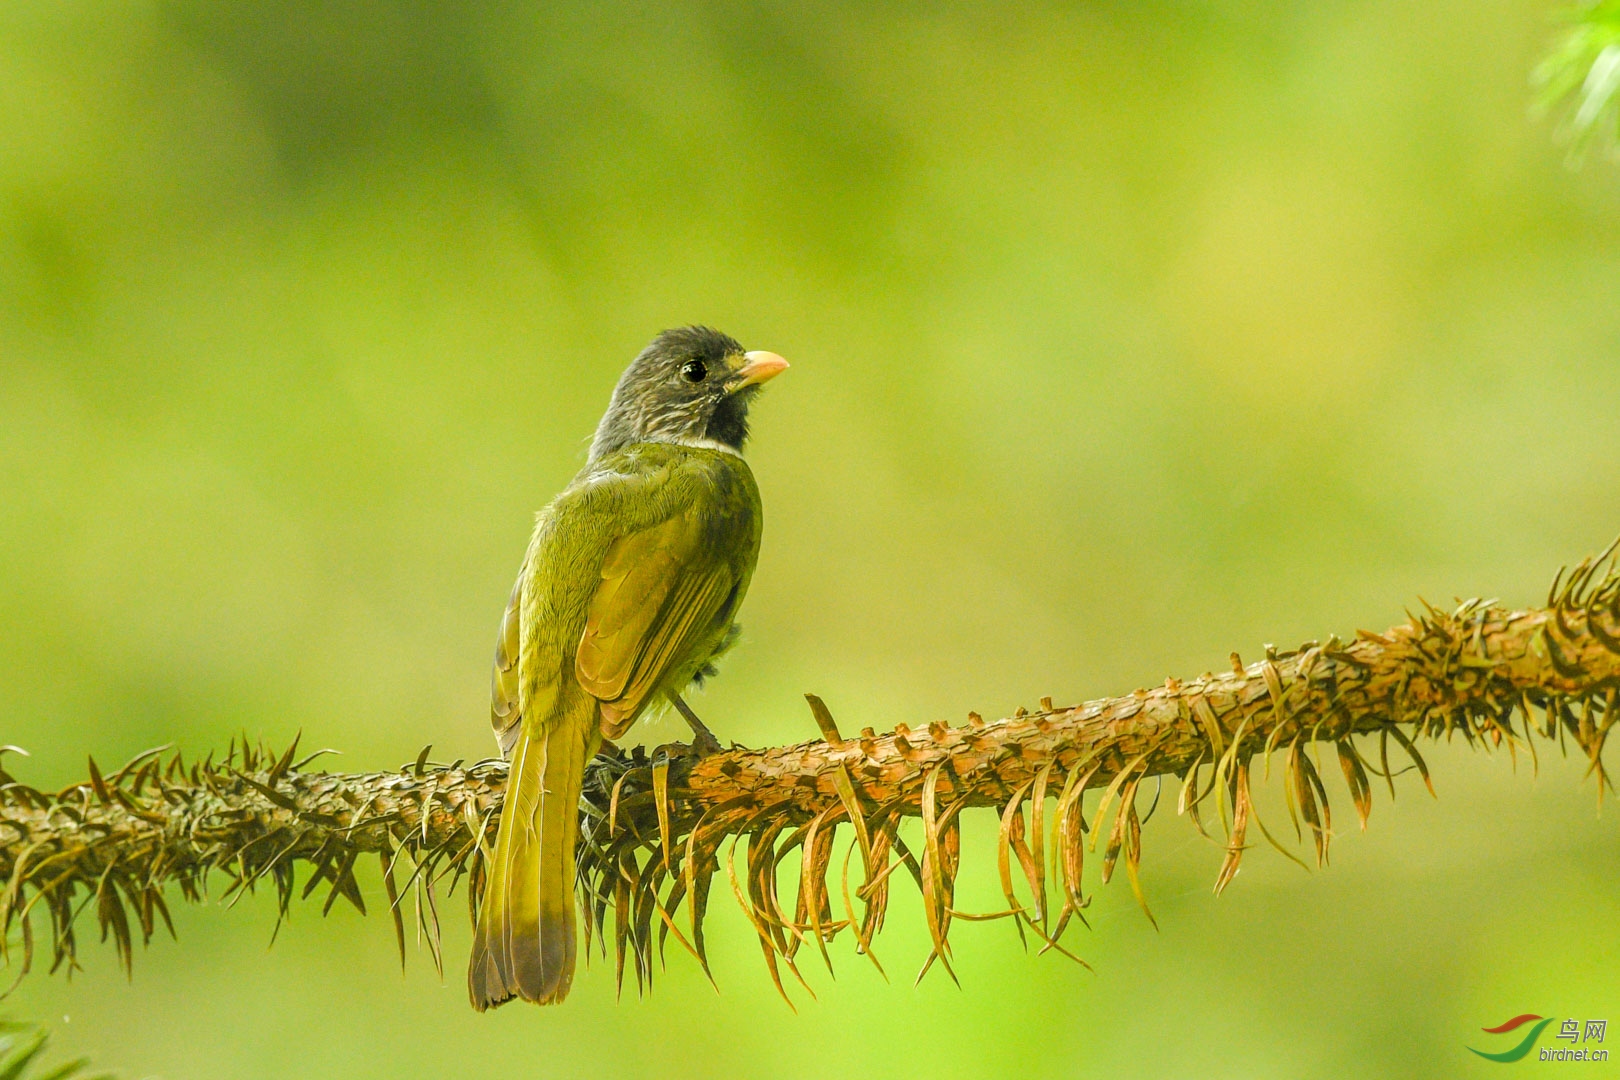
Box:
[667,691,723,757]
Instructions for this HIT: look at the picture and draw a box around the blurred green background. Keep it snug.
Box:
[3,1,1619,1076]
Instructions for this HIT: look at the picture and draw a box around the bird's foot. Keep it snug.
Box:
[688,728,723,758]
[668,691,726,757]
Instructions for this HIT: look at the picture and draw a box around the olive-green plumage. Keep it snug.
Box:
[468,327,787,1009]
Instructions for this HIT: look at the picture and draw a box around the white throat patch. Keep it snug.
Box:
[665,435,742,458]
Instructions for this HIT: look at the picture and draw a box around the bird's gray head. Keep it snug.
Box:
[588,326,789,462]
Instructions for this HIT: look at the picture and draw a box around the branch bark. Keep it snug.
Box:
[2,550,1617,999]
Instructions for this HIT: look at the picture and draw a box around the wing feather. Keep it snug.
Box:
[576,510,736,734]
[490,575,524,757]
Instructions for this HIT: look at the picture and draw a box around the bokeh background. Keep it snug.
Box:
[3,1,1619,1076]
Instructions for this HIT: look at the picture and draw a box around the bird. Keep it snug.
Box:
[467,326,788,1009]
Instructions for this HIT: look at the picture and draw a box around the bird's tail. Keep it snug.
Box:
[468,698,595,1009]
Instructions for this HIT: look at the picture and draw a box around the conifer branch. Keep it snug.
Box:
[1,546,1617,1002]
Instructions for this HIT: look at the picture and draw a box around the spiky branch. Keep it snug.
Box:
[2,549,1618,1004]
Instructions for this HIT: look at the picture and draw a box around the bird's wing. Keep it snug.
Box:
[489,574,525,757]
[575,509,736,736]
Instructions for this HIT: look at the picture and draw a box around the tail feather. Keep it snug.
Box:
[468,702,592,1009]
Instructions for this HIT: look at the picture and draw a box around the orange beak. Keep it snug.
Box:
[732,350,790,390]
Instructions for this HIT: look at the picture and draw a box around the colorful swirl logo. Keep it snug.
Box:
[1469,1014,1556,1062]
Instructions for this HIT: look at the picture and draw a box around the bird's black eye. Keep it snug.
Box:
[680,359,707,383]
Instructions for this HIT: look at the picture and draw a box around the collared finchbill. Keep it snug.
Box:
[732,350,790,390]
[470,326,779,1010]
